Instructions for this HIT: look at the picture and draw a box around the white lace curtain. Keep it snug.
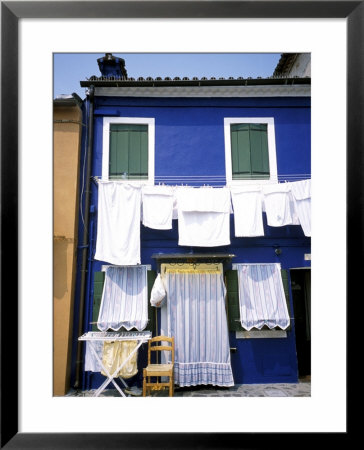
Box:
[97,265,148,331]
[165,270,234,387]
[236,263,290,330]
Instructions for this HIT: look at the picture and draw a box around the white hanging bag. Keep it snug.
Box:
[150,274,167,307]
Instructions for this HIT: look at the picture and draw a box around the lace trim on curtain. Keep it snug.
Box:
[174,362,234,387]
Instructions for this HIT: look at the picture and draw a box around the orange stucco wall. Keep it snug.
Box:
[53,104,82,396]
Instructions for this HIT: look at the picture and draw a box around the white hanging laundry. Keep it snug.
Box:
[177,187,231,247]
[94,182,141,266]
[289,179,311,237]
[85,340,139,379]
[101,340,139,379]
[290,178,311,200]
[178,186,231,213]
[262,183,294,227]
[97,265,148,332]
[172,187,179,220]
[236,263,290,331]
[289,191,301,225]
[85,340,104,372]
[142,185,174,230]
[231,186,264,237]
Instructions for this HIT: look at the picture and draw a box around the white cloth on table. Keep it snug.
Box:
[262,183,295,227]
[231,186,264,237]
[289,179,311,236]
[97,265,148,332]
[94,182,141,265]
[177,187,231,247]
[142,185,174,230]
[236,263,290,331]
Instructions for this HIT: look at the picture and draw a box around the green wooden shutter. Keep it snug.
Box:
[231,123,269,180]
[231,124,251,179]
[225,269,243,332]
[281,269,292,331]
[109,124,128,178]
[146,270,157,334]
[250,124,269,178]
[109,124,148,180]
[139,128,148,177]
[92,271,105,331]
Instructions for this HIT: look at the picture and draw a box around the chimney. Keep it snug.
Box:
[97,53,128,79]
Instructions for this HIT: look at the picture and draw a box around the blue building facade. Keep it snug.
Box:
[71,54,311,391]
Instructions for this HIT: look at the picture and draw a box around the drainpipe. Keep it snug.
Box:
[83,215,95,391]
[74,85,95,389]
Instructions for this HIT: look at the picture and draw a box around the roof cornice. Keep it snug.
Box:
[92,84,311,98]
[81,76,310,88]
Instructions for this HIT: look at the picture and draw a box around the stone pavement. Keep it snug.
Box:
[66,378,310,397]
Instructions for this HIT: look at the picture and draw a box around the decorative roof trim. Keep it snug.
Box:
[82,76,310,85]
[93,85,311,98]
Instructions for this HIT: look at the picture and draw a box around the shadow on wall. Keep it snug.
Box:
[54,237,69,299]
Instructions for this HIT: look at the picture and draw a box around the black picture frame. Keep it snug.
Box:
[1,1,358,448]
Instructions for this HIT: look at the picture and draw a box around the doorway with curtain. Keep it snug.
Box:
[160,263,234,387]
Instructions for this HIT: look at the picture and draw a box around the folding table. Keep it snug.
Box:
[79,331,152,397]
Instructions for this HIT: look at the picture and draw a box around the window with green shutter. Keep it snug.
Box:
[225,268,291,332]
[230,123,270,180]
[109,124,148,180]
[91,270,156,333]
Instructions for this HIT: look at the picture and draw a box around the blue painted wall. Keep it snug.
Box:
[92,96,310,181]
[72,94,311,389]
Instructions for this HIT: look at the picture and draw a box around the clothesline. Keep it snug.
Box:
[92,175,311,186]
[93,174,310,178]
[155,174,311,179]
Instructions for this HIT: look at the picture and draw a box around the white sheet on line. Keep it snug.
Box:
[97,265,148,332]
[231,186,264,237]
[172,187,179,220]
[177,187,231,247]
[262,183,295,227]
[289,191,301,225]
[236,263,290,331]
[94,182,141,265]
[142,185,174,230]
[289,179,311,236]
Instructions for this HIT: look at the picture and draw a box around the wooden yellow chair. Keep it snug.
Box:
[142,336,174,397]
